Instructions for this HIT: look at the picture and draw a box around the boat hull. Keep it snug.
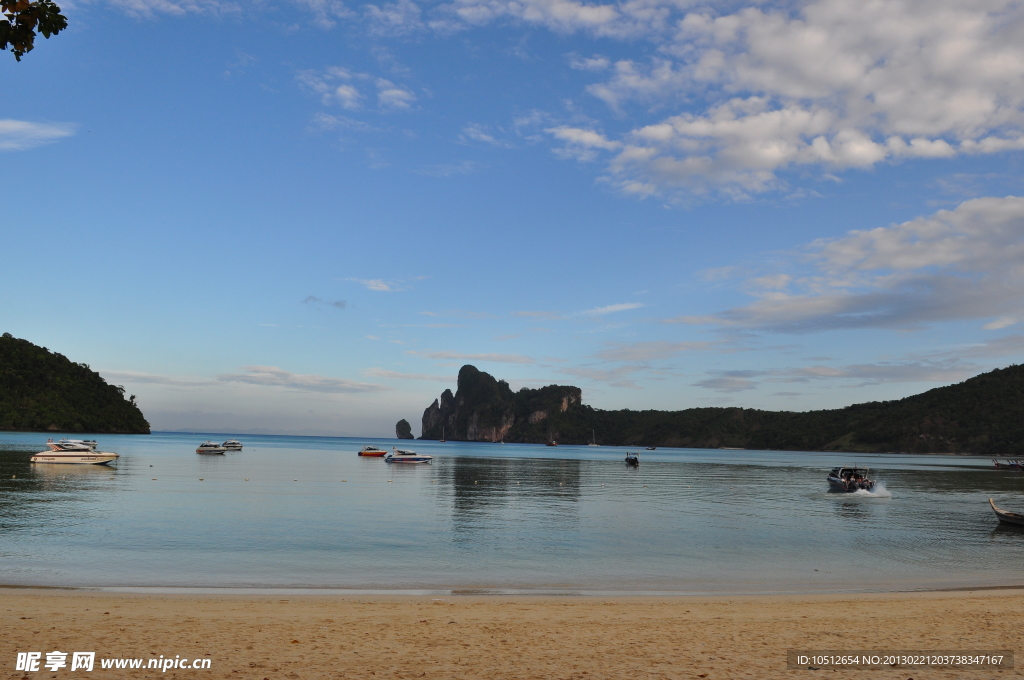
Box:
[196,448,226,454]
[827,477,874,492]
[990,498,1024,526]
[384,457,432,464]
[358,449,387,457]
[31,452,119,465]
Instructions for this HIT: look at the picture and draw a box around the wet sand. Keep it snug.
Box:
[3,588,1023,679]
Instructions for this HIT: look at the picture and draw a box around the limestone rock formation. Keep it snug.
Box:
[420,365,582,443]
[395,419,414,439]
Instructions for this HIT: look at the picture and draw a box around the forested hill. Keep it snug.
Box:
[419,364,1024,455]
[0,333,150,434]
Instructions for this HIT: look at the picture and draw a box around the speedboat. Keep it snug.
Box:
[222,440,243,451]
[358,445,388,457]
[827,466,875,492]
[31,449,118,465]
[625,452,639,467]
[196,441,227,454]
[384,447,433,464]
[46,438,98,452]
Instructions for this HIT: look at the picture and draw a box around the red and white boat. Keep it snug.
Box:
[358,445,388,457]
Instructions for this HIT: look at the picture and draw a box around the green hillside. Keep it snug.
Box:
[0,333,150,433]
[419,364,1024,454]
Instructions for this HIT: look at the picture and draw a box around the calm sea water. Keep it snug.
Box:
[2,431,1023,594]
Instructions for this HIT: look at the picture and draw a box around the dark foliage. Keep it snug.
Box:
[0,333,150,433]
[419,363,1024,454]
[1,0,67,61]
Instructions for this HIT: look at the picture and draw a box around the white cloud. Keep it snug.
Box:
[682,196,1024,332]
[376,78,417,110]
[579,302,644,315]
[298,68,368,109]
[217,366,390,393]
[365,0,424,35]
[0,120,74,151]
[510,0,1024,196]
[569,54,611,71]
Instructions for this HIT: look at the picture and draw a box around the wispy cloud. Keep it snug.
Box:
[513,310,563,320]
[579,302,645,316]
[416,160,480,177]
[0,120,74,151]
[407,350,535,364]
[348,278,403,292]
[693,376,757,392]
[303,295,347,309]
[99,370,211,387]
[217,366,390,393]
[674,197,1024,334]
[594,341,715,362]
[558,365,643,389]
[364,368,455,381]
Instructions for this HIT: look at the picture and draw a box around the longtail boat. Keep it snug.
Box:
[989,498,1024,526]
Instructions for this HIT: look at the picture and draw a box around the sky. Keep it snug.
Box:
[4,0,1024,436]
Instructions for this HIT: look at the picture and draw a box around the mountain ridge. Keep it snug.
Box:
[419,363,1024,454]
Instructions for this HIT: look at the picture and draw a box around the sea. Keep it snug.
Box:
[1,431,1023,595]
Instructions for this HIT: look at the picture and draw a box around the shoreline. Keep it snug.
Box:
[5,579,1024,597]
[4,588,1023,679]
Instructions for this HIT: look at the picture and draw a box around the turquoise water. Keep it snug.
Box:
[2,431,1023,594]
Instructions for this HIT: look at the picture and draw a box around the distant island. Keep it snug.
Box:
[420,364,1024,454]
[0,333,150,434]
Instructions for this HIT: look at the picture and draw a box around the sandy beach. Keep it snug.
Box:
[3,588,1023,679]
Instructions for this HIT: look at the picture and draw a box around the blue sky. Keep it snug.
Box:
[4,0,1024,435]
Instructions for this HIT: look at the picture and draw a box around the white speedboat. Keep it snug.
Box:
[46,438,98,452]
[222,439,243,451]
[31,450,119,465]
[384,447,433,464]
[196,441,227,454]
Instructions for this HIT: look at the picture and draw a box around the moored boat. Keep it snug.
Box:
[625,452,639,466]
[384,447,433,464]
[196,441,227,454]
[31,450,119,465]
[993,459,1022,469]
[826,466,875,492]
[222,440,243,451]
[989,498,1024,526]
[359,445,388,457]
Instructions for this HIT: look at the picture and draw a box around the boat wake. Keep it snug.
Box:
[851,482,891,498]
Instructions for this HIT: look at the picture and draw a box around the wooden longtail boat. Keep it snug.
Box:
[989,498,1024,526]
